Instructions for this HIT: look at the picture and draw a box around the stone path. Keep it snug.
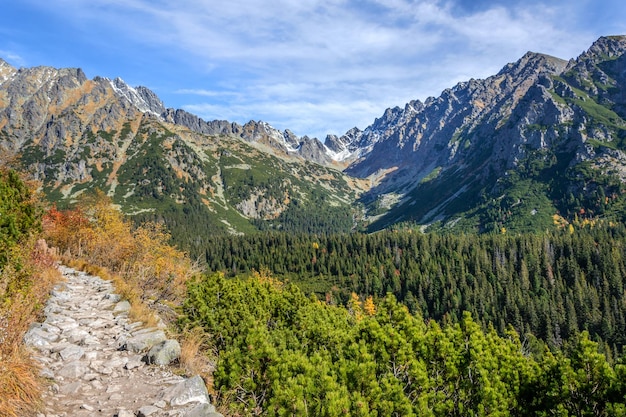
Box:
[24,265,222,417]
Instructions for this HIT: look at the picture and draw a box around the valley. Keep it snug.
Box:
[2,35,626,417]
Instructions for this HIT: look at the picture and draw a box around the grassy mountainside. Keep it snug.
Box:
[18,117,365,256]
[0,61,366,256]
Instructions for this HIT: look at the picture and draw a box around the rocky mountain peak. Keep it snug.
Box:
[241,120,294,151]
[0,63,97,151]
[325,100,426,164]
[107,77,165,116]
[578,35,626,63]
[325,127,363,161]
[0,59,16,84]
[498,51,568,79]
[344,50,570,181]
[299,136,332,165]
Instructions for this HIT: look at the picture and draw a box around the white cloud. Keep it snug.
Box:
[176,89,242,99]
[15,0,621,137]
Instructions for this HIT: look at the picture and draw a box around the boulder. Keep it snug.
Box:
[105,293,121,303]
[163,375,210,406]
[113,300,131,314]
[145,339,181,366]
[185,403,223,417]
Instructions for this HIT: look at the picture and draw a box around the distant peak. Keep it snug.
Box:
[597,35,626,44]
[0,58,16,86]
[520,51,564,62]
[580,35,626,62]
[497,51,568,78]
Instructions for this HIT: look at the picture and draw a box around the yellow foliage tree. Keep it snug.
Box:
[252,267,284,290]
[363,296,376,316]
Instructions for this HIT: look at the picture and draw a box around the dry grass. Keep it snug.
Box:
[178,327,209,375]
[0,242,61,417]
[46,197,198,310]
[177,326,216,398]
[0,345,43,417]
[128,301,160,328]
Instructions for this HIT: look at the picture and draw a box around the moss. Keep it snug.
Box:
[120,122,133,139]
[48,149,67,165]
[526,124,549,132]
[99,130,117,142]
[420,167,442,184]
[18,143,46,166]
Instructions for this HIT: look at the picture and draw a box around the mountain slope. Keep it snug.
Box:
[345,36,626,232]
[0,59,366,255]
[2,35,626,239]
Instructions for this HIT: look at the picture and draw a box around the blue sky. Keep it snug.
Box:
[1,1,625,140]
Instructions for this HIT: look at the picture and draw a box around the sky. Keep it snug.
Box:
[1,1,625,140]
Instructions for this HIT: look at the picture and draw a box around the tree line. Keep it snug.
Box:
[202,227,626,356]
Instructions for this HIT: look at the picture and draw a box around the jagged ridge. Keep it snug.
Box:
[2,35,626,236]
[351,36,626,231]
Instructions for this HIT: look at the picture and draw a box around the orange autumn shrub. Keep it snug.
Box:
[43,191,196,304]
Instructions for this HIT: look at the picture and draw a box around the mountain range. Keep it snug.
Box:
[1,35,626,253]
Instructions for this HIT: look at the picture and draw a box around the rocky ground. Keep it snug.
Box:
[24,265,222,417]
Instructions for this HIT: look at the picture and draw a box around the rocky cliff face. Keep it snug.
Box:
[346,51,570,182]
[343,36,626,231]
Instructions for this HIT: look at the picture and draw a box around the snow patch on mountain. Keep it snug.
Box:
[108,78,165,117]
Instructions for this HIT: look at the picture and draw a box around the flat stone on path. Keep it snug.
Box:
[137,405,161,416]
[59,344,85,361]
[57,361,88,378]
[125,329,167,352]
[116,409,134,417]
